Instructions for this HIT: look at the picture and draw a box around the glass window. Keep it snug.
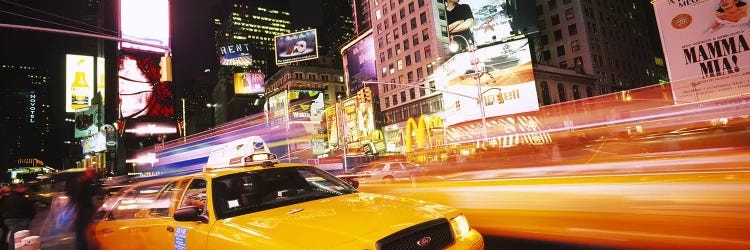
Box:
[573,85,581,100]
[540,81,552,105]
[557,83,567,102]
[557,45,565,56]
[571,40,580,51]
[418,0,424,7]
[409,88,416,99]
[400,92,406,102]
[410,18,417,29]
[414,51,421,63]
[402,23,408,34]
[385,97,390,108]
[413,34,419,46]
[403,39,410,50]
[568,24,577,36]
[400,8,405,18]
[397,59,403,70]
[551,14,560,25]
[424,45,431,58]
[548,0,557,10]
[559,60,568,68]
[211,167,357,219]
[396,44,402,55]
[554,29,563,41]
[392,94,398,105]
[408,2,415,13]
[420,12,427,24]
[380,52,386,62]
[416,67,424,79]
[179,178,208,216]
[106,180,175,221]
[406,55,412,66]
[407,71,414,82]
[422,28,429,41]
[565,8,575,20]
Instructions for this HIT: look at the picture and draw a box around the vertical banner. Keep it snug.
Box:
[653,0,750,103]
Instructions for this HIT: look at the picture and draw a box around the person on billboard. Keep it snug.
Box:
[706,0,749,33]
[118,54,153,118]
[447,0,476,51]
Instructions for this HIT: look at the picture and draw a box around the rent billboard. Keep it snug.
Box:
[120,0,170,53]
[342,32,377,96]
[437,37,538,126]
[118,51,174,119]
[274,29,319,65]
[653,0,750,103]
[233,72,265,94]
[219,43,253,66]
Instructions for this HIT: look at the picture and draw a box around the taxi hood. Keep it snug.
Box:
[213,193,460,249]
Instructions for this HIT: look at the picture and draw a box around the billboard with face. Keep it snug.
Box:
[118,52,174,119]
[445,0,536,50]
[343,33,377,95]
[288,90,325,119]
[274,29,319,65]
[233,72,265,94]
[438,37,538,126]
[653,0,750,103]
[120,0,170,53]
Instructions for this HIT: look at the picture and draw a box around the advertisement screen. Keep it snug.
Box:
[66,54,94,112]
[653,0,750,103]
[445,0,530,49]
[120,0,170,53]
[219,43,253,66]
[97,57,106,103]
[274,29,319,65]
[75,105,100,138]
[343,33,377,95]
[123,121,177,137]
[82,132,106,154]
[288,90,325,119]
[118,52,174,119]
[439,37,538,126]
[233,72,265,94]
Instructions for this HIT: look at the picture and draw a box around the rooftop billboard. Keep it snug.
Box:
[120,0,170,53]
[274,29,319,65]
[653,0,750,103]
[219,43,253,66]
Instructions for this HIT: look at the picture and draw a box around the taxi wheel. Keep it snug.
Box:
[382,176,394,184]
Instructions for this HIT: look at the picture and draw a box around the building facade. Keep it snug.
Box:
[0,64,53,181]
[532,0,667,99]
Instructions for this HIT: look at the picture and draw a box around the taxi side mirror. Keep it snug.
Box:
[174,206,208,223]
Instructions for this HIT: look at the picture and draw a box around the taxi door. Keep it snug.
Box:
[134,178,190,250]
[168,178,213,249]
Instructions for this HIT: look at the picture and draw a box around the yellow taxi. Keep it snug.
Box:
[92,153,484,249]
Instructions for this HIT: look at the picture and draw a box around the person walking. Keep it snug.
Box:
[67,169,100,250]
[0,186,12,250]
[0,184,35,250]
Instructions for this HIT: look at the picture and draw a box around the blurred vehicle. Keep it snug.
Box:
[92,152,483,250]
[350,161,425,184]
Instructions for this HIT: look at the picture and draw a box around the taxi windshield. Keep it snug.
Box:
[212,166,358,219]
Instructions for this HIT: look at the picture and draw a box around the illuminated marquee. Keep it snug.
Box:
[404,115,444,153]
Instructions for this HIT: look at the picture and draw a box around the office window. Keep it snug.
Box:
[408,2,415,13]
[419,83,426,95]
[426,64,434,74]
[565,8,575,20]
[420,12,427,24]
[399,75,405,83]
[400,92,406,102]
[378,38,383,48]
[380,52,386,62]
[387,48,393,58]
[540,34,549,45]
[294,72,303,78]
[397,59,403,70]
[416,67,424,79]
[557,83,567,102]
[541,50,551,60]
[551,14,560,25]
[573,85,581,100]
[377,23,382,34]
[411,18,417,29]
[559,60,568,68]
[413,34,419,46]
[376,9,382,20]
[400,8,405,18]
[407,71,414,82]
[409,88,416,99]
[396,44,401,55]
[392,14,397,24]
[548,0,557,11]
[389,63,394,74]
[556,45,565,56]
[414,50,421,62]
[422,28,429,41]
[403,39,410,50]
[321,75,329,81]
[394,28,400,39]
[418,0,424,7]
[406,55,412,66]
[554,29,562,40]
[574,56,583,66]
[382,67,387,76]
[393,94,398,105]
[385,97,390,108]
[568,24,577,36]
[424,45,431,58]
[571,40,580,51]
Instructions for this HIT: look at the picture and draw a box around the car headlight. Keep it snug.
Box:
[450,214,471,238]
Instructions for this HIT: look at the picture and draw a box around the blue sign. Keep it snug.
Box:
[174,227,187,250]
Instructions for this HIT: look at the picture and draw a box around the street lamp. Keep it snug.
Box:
[449,35,489,142]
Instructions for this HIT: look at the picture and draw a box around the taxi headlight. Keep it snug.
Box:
[450,214,470,238]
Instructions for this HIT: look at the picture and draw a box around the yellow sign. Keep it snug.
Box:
[404,115,444,153]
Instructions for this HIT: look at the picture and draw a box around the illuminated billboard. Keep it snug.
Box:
[438,37,538,126]
[289,90,325,119]
[82,131,106,154]
[233,72,265,94]
[120,0,170,53]
[66,54,94,112]
[75,105,100,138]
[445,0,537,49]
[219,43,253,66]
[653,0,750,103]
[123,121,177,137]
[342,32,377,95]
[97,57,106,103]
[118,52,174,119]
[274,29,319,65]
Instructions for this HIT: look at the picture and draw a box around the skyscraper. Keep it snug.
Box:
[0,64,52,180]
[532,0,666,103]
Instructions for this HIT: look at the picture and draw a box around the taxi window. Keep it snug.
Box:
[149,179,187,217]
[108,181,171,221]
[212,166,357,220]
[179,179,208,216]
